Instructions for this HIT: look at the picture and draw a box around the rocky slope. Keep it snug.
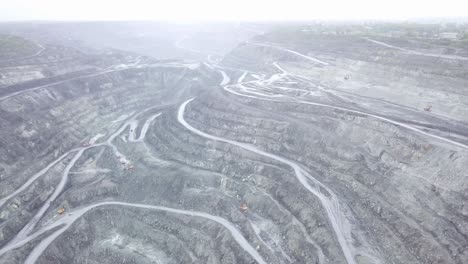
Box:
[0,23,467,264]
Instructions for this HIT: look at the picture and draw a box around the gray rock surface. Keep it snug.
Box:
[0,22,467,264]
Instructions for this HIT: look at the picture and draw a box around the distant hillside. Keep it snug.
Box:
[0,34,40,60]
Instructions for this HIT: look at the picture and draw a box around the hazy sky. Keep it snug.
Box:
[1,0,466,21]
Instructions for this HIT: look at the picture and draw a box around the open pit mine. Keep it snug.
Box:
[0,22,467,264]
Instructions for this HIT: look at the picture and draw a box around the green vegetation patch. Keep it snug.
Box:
[0,34,40,60]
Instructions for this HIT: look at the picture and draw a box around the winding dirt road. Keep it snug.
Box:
[178,98,384,264]
[365,38,468,61]
[221,65,468,150]
[21,201,267,264]
[248,42,329,65]
[0,104,268,264]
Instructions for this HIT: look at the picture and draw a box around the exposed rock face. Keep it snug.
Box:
[0,23,467,264]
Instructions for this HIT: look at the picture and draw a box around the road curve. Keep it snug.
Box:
[128,113,162,142]
[177,98,384,264]
[218,70,231,85]
[10,147,93,244]
[20,201,267,264]
[0,150,77,208]
[1,110,161,249]
[223,70,468,150]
